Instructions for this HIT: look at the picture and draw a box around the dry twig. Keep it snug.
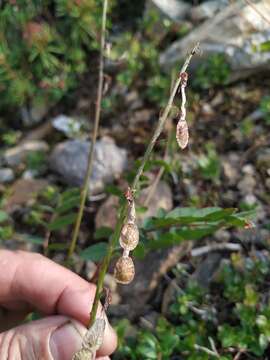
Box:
[88,43,200,327]
[67,0,108,260]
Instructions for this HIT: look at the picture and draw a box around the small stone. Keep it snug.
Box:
[4,141,49,167]
[193,253,222,288]
[243,194,257,206]
[265,178,270,190]
[52,114,82,138]
[214,229,231,242]
[242,164,255,175]
[256,149,270,172]
[49,137,127,195]
[191,0,229,22]
[0,168,14,183]
[222,161,239,185]
[237,175,256,195]
[86,261,97,280]
[149,0,191,22]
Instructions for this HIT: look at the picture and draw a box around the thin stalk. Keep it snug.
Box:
[89,43,199,327]
[67,0,108,260]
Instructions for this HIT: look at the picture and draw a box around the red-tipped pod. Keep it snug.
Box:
[114,256,135,284]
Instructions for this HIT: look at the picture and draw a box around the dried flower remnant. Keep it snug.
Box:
[176,71,189,149]
[72,318,106,360]
[114,255,135,284]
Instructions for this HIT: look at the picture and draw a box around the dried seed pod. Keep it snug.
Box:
[176,118,189,149]
[72,318,106,360]
[83,318,106,350]
[127,199,136,224]
[114,256,135,284]
[119,223,139,251]
[72,348,94,360]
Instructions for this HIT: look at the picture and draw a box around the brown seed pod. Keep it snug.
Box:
[119,223,139,251]
[72,348,94,360]
[176,118,189,149]
[114,256,135,284]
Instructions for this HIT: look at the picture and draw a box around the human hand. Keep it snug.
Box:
[0,250,117,359]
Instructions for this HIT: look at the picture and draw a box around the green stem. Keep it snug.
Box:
[67,0,108,261]
[89,43,200,327]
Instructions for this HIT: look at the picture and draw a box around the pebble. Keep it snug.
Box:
[4,141,49,167]
[0,168,14,183]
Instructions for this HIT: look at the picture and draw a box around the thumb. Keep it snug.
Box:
[0,315,88,360]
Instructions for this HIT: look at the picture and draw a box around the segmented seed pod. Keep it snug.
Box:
[176,118,189,149]
[72,348,94,360]
[119,222,139,251]
[114,256,135,284]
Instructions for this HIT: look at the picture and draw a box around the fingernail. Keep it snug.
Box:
[50,322,83,360]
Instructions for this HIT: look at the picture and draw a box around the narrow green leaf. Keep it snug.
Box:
[47,213,77,231]
[94,227,113,240]
[56,195,80,214]
[79,242,108,262]
[20,234,44,244]
[0,211,9,223]
[48,243,68,251]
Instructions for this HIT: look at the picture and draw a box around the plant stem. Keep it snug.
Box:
[67,0,108,261]
[88,43,199,327]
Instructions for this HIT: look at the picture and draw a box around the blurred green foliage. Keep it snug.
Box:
[260,96,270,124]
[0,0,109,111]
[115,253,270,359]
[194,54,231,90]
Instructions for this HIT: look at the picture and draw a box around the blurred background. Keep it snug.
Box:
[0,0,270,359]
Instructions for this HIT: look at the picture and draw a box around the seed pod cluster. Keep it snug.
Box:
[114,188,139,285]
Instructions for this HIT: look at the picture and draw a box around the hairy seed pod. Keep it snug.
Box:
[127,200,136,224]
[119,223,139,251]
[176,118,189,149]
[72,348,94,360]
[114,256,135,284]
[83,318,106,350]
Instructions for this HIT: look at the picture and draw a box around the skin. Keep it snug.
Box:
[0,250,117,359]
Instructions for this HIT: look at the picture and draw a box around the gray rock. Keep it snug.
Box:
[256,149,270,172]
[243,193,257,206]
[191,0,229,22]
[193,253,222,288]
[159,1,270,81]
[0,168,14,183]
[4,141,49,167]
[242,164,255,176]
[222,153,241,186]
[237,175,256,195]
[214,229,231,243]
[52,114,83,138]
[149,0,191,22]
[49,137,127,194]
[21,102,49,126]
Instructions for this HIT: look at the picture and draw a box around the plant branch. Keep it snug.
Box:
[131,43,199,193]
[67,0,108,260]
[88,43,199,327]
